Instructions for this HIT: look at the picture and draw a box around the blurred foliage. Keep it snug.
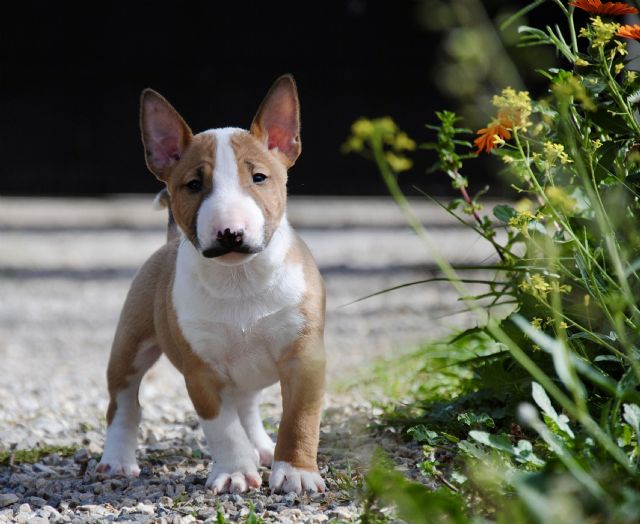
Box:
[344,0,640,522]
[415,0,558,128]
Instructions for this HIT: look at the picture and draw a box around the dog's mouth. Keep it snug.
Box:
[201,244,263,259]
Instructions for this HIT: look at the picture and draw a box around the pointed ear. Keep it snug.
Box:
[140,89,193,180]
[250,75,301,167]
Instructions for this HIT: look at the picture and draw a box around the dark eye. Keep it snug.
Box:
[252,173,268,184]
[186,179,202,192]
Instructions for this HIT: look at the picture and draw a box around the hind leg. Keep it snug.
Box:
[97,338,160,476]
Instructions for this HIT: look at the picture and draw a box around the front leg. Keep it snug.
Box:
[270,332,326,494]
[184,360,261,494]
[201,400,262,494]
[236,390,276,467]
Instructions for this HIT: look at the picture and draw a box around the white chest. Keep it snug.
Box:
[172,240,306,390]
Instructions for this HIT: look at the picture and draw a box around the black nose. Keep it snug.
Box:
[216,228,244,249]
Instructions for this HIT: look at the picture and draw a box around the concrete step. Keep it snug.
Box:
[0,195,503,229]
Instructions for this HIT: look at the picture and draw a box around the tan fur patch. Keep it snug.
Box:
[230,132,288,242]
[105,244,170,424]
[164,133,217,247]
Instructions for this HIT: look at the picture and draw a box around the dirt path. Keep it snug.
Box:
[0,196,495,522]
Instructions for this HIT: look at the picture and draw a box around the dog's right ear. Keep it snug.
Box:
[140,89,193,180]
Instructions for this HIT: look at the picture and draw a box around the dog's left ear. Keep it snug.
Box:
[250,75,301,168]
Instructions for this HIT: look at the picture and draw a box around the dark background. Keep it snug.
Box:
[0,1,557,197]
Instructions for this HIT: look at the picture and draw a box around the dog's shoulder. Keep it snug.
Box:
[287,232,324,294]
[129,237,180,296]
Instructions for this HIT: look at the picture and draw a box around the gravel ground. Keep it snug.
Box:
[0,196,500,523]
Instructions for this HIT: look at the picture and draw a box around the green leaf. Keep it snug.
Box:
[591,108,632,135]
[366,459,470,524]
[513,315,585,403]
[407,425,443,446]
[457,412,496,429]
[494,204,518,223]
[531,382,575,439]
[469,430,545,466]
[457,439,486,460]
[216,506,226,524]
[623,404,640,434]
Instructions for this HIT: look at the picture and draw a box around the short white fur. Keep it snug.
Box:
[201,393,262,494]
[173,215,306,387]
[270,460,326,494]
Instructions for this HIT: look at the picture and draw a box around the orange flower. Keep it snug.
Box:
[617,24,640,39]
[569,0,638,15]
[474,120,512,155]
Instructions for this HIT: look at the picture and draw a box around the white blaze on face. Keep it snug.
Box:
[196,128,265,253]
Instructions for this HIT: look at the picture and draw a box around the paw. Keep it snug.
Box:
[269,461,325,494]
[206,465,262,494]
[96,456,140,477]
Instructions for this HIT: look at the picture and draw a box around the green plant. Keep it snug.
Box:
[0,445,78,465]
[212,502,266,524]
[344,0,640,521]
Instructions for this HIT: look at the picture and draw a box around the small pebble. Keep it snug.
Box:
[27,497,46,508]
[0,494,18,508]
[73,449,89,463]
[32,464,56,475]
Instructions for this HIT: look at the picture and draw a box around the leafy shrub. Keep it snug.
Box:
[345,1,640,522]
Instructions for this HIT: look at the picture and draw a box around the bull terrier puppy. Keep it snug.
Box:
[97,75,326,495]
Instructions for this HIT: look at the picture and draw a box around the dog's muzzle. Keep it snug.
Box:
[201,228,263,258]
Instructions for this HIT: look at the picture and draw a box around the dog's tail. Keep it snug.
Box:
[152,189,179,243]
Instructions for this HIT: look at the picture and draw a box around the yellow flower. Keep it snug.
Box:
[580,16,620,48]
[515,198,534,213]
[519,280,531,292]
[591,138,603,150]
[492,88,532,130]
[492,134,507,147]
[351,118,375,139]
[378,116,398,135]
[501,154,515,164]
[393,132,416,152]
[627,71,638,82]
[531,317,543,329]
[559,321,569,329]
[575,58,590,66]
[614,40,628,57]
[342,135,364,153]
[552,74,597,111]
[531,122,545,136]
[385,152,413,172]
[615,62,625,74]
[551,282,573,294]
[546,186,577,214]
[508,209,544,231]
[543,142,573,165]
[530,274,551,297]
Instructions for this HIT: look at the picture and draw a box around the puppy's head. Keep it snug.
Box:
[140,75,301,266]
